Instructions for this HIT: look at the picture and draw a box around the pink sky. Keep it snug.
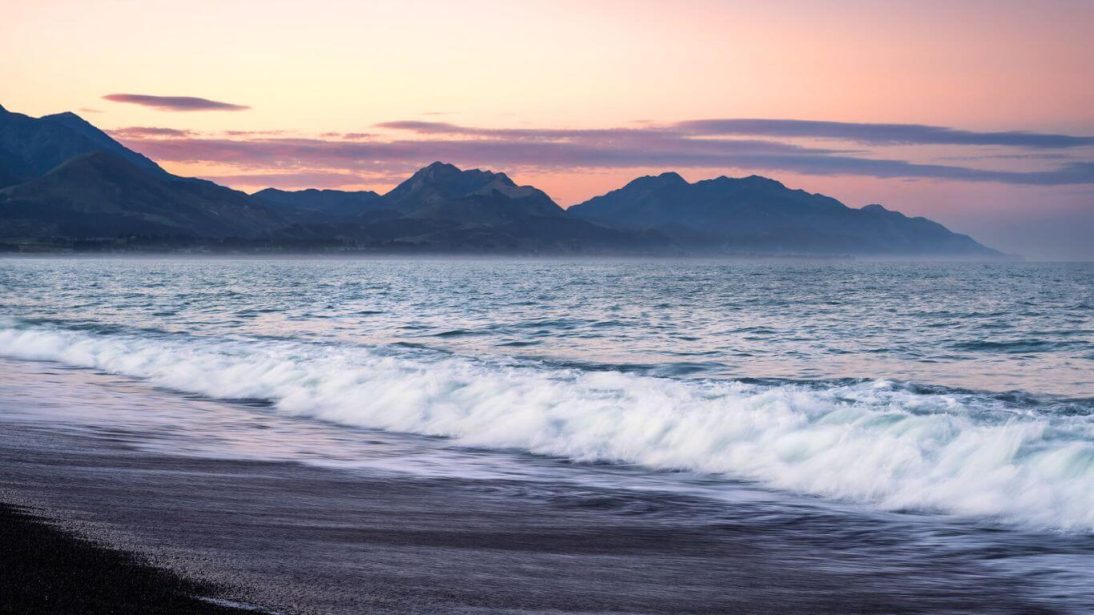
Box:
[2,0,1092,257]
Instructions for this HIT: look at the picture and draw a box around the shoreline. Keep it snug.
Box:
[0,249,1024,262]
[1,358,1086,614]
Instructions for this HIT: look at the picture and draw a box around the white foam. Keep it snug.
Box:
[1,321,1091,531]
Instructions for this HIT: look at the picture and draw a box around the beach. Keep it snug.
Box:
[0,503,252,613]
[1,357,1081,614]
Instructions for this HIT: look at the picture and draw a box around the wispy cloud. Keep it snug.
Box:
[676,119,1094,149]
[109,126,196,138]
[377,119,1094,149]
[318,132,374,140]
[373,121,657,141]
[114,118,1094,187]
[223,129,284,137]
[103,93,250,112]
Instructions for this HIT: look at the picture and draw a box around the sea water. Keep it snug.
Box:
[1,257,1091,532]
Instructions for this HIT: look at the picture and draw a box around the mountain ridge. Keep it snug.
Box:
[384,161,566,224]
[0,151,281,242]
[569,172,995,256]
[0,105,166,187]
[0,104,1001,256]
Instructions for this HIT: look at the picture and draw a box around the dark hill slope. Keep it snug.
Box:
[386,162,565,224]
[0,152,280,241]
[252,188,386,222]
[374,162,663,251]
[0,105,165,187]
[569,173,995,255]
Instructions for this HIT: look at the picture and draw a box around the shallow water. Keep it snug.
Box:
[0,257,1092,608]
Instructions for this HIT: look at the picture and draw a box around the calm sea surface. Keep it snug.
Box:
[3,258,1091,395]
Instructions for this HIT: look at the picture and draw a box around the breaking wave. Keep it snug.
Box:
[1,320,1091,532]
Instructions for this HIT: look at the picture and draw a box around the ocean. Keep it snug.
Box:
[1,257,1091,612]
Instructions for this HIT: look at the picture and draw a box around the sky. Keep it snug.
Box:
[2,0,1092,258]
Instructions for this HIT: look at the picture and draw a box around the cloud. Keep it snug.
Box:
[377,119,1094,149]
[102,93,249,112]
[319,131,374,140]
[675,119,1094,149]
[119,133,833,174]
[373,121,662,141]
[117,123,1094,186]
[109,126,195,138]
[223,129,284,137]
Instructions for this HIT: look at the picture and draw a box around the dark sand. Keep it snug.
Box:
[1,420,1068,614]
[0,503,250,614]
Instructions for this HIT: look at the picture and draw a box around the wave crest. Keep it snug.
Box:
[1,321,1091,531]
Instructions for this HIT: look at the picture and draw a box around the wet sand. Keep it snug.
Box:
[0,412,1067,614]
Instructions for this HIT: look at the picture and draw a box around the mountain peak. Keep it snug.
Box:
[407,161,488,184]
[0,105,168,179]
[393,162,505,195]
[623,171,688,190]
[383,161,563,222]
[861,203,907,218]
[413,161,514,185]
[741,174,785,187]
[645,171,687,186]
[423,160,458,172]
[414,161,468,180]
[42,111,93,127]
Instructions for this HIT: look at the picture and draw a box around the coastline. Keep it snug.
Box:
[1,359,1077,614]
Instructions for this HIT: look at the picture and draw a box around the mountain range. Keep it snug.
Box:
[0,104,999,256]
